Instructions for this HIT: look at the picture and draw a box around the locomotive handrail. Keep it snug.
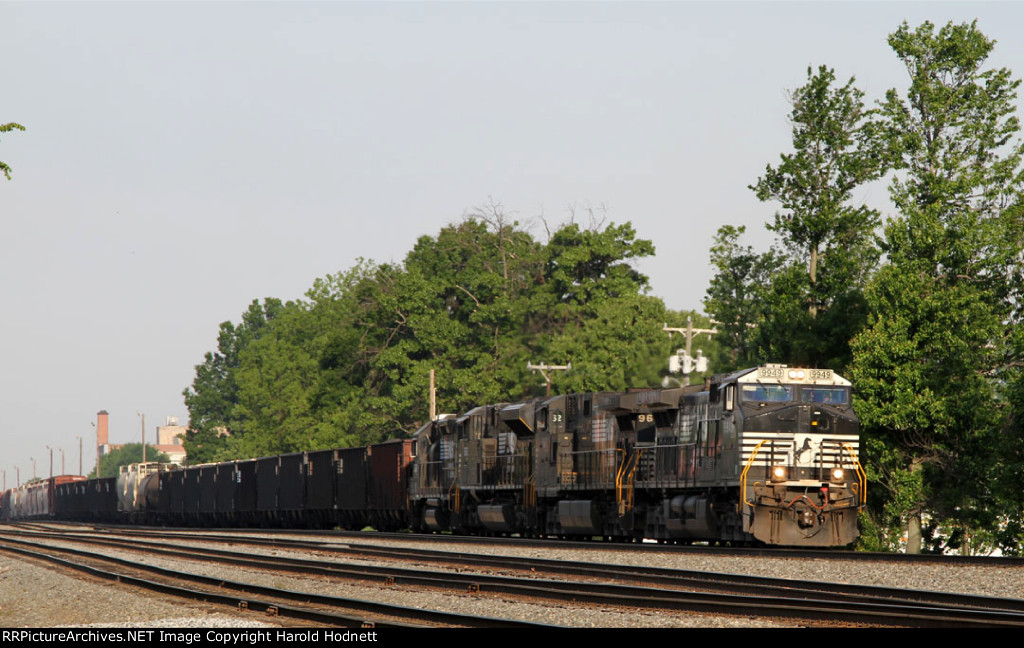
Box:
[740,439,769,507]
[448,478,460,513]
[566,448,618,488]
[615,448,641,515]
[842,443,867,508]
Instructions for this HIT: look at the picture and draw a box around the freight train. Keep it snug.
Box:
[1,364,865,546]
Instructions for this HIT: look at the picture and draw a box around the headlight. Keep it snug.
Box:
[771,465,788,481]
[831,468,845,481]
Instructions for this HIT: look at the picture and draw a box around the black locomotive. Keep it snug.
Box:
[2,365,864,547]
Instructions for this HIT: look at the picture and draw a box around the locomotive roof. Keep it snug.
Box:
[714,365,850,386]
[714,367,758,384]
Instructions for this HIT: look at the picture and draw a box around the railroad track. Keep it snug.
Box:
[0,530,553,628]
[320,528,1024,566]
[25,521,1023,566]
[4,525,1022,627]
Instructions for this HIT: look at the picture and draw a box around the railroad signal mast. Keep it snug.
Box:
[527,361,571,397]
[664,317,717,384]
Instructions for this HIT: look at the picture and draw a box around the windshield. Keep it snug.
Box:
[741,384,793,403]
[800,387,849,405]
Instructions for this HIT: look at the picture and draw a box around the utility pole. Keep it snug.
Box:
[527,362,571,397]
[429,369,436,421]
[137,411,146,463]
[93,421,100,478]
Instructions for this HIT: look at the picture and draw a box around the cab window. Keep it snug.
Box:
[800,387,849,405]
[741,384,793,403]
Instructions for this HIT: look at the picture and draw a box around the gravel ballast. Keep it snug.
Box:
[2,531,1022,628]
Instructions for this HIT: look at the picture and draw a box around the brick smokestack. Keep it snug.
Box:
[96,410,109,447]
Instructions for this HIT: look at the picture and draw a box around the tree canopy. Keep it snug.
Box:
[89,444,171,479]
[707,64,887,372]
[183,215,682,463]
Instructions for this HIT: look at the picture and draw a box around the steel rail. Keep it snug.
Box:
[0,535,554,629]
[35,525,1024,616]
[4,527,1022,628]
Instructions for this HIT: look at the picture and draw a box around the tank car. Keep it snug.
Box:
[116,461,180,522]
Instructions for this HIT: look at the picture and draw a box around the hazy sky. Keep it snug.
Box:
[3,1,1023,481]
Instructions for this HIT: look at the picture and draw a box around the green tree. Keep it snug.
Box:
[996,316,1024,554]
[182,298,284,462]
[750,65,887,368]
[703,225,776,369]
[227,302,322,456]
[183,213,671,461]
[1,122,26,180]
[850,20,1024,553]
[536,219,666,392]
[89,444,170,479]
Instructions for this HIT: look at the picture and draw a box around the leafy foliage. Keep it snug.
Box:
[183,215,677,463]
[707,65,886,372]
[703,225,776,369]
[750,65,887,369]
[704,20,1024,553]
[1,121,26,181]
[850,20,1024,553]
[89,444,170,479]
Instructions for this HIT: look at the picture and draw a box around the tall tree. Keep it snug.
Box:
[1,121,26,181]
[850,21,1024,553]
[750,65,887,368]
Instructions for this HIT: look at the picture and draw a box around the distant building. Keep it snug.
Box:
[154,416,187,463]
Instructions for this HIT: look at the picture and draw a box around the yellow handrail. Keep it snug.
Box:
[448,478,460,513]
[740,439,866,510]
[615,448,641,514]
[740,439,768,507]
[842,443,866,509]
